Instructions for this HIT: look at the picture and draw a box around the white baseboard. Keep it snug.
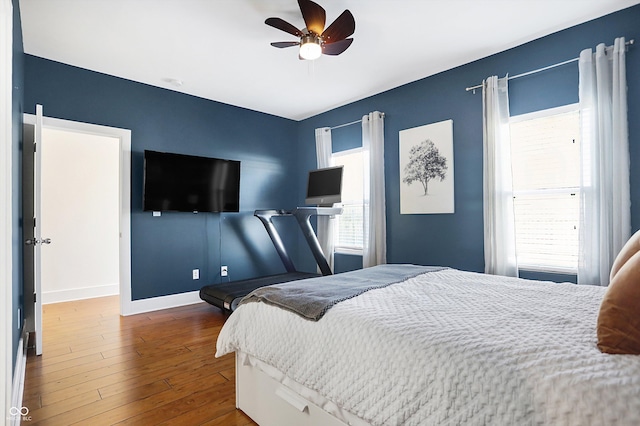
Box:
[42,286,204,317]
[10,326,28,425]
[42,283,119,305]
[121,290,202,316]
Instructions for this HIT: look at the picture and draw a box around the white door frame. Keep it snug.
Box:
[1,0,14,420]
[23,114,133,315]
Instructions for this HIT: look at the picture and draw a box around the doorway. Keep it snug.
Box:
[23,113,132,328]
[41,127,120,303]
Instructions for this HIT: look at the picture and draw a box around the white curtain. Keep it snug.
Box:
[314,127,335,272]
[362,111,387,268]
[482,76,519,277]
[578,38,630,286]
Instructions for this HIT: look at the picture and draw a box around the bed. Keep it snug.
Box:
[215,264,640,426]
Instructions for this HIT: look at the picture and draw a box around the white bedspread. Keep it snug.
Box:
[216,268,640,426]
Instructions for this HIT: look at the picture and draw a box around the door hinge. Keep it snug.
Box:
[33,293,36,303]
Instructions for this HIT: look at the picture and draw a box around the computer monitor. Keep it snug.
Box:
[305,165,343,206]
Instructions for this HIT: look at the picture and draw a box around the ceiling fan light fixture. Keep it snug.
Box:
[265,0,355,60]
[299,34,322,60]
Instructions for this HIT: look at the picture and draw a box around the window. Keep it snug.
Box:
[510,104,580,273]
[332,148,364,253]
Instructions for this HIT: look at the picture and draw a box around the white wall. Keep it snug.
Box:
[41,128,120,303]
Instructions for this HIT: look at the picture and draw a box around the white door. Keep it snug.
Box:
[33,105,45,355]
[23,104,46,355]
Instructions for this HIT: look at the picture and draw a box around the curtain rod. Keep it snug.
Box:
[330,118,361,130]
[465,38,634,93]
[326,112,386,131]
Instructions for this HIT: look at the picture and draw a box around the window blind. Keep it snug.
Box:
[336,203,363,249]
[510,107,580,272]
[333,148,364,252]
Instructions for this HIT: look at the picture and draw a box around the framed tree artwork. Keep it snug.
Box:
[399,119,454,214]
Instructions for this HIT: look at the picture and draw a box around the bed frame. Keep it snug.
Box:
[235,352,369,426]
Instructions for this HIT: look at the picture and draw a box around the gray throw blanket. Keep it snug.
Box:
[239,264,446,321]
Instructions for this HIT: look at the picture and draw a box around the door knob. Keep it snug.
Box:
[24,238,52,245]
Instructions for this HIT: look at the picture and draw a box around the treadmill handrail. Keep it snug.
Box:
[254,210,296,273]
[253,207,342,276]
[292,208,341,276]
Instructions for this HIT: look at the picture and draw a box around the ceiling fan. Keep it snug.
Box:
[265,0,355,60]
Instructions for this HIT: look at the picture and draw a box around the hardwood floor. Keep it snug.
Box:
[22,296,257,425]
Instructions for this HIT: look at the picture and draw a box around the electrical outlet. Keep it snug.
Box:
[221,265,228,277]
[192,269,199,280]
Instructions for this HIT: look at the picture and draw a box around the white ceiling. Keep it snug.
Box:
[19,0,639,121]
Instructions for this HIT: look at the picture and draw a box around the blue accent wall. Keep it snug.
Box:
[20,3,640,306]
[297,5,640,280]
[12,0,24,370]
[24,57,302,300]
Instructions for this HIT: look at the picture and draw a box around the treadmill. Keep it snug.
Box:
[199,206,341,312]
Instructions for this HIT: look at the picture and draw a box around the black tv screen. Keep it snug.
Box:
[143,150,240,213]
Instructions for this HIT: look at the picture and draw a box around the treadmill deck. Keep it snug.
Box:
[199,271,318,312]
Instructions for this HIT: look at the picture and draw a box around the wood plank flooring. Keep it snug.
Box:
[22,296,257,425]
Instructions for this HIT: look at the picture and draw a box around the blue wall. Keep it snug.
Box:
[23,57,303,300]
[296,5,640,281]
[21,3,640,309]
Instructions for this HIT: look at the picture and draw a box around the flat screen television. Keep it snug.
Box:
[143,150,240,213]
[305,165,343,206]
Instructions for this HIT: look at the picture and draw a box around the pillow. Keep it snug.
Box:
[597,250,640,354]
[609,229,640,282]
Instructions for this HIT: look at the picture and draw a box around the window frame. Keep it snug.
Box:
[509,103,580,275]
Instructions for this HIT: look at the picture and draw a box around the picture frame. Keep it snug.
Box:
[399,119,454,214]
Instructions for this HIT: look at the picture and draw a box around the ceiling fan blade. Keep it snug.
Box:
[321,10,355,44]
[298,0,326,35]
[322,38,353,56]
[265,17,303,37]
[271,41,300,48]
